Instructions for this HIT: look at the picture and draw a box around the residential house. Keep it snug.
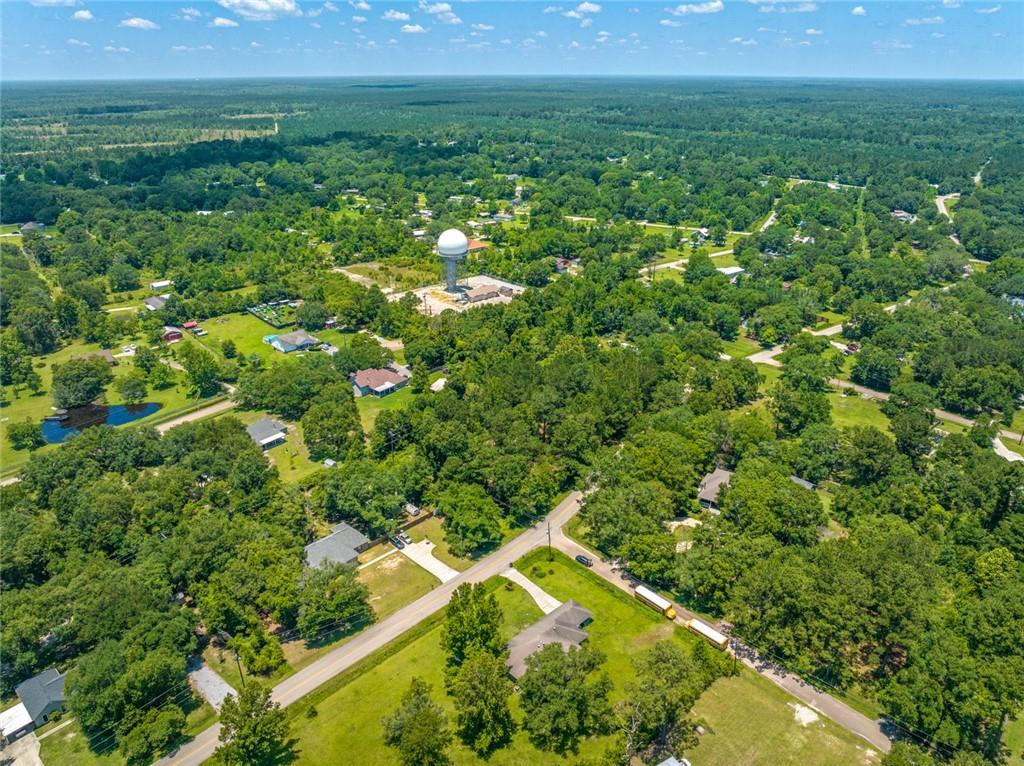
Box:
[79,349,117,366]
[19,222,46,234]
[697,468,733,513]
[246,418,287,450]
[891,210,918,224]
[467,238,488,253]
[506,600,593,680]
[1,668,67,743]
[351,367,410,397]
[265,329,319,353]
[304,522,371,568]
[150,279,173,291]
[162,326,183,343]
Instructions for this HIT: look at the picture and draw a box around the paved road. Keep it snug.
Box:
[759,211,777,232]
[155,399,236,434]
[935,193,959,221]
[546,531,893,753]
[154,492,584,766]
[155,488,899,764]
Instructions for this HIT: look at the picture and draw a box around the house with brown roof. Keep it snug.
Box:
[351,367,410,397]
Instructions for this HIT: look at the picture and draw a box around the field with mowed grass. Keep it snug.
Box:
[356,385,417,431]
[285,550,877,766]
[828,390,891,433]
[1005,713,1024,766]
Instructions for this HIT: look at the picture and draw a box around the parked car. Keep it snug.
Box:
[399,531,412,544]
[574,554,593,567]
[389,536,405,550]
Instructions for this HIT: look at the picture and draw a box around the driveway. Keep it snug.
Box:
[500,568,561,614]
[0,732,42,766]
[399,540,460,583]
[187,660,236,710]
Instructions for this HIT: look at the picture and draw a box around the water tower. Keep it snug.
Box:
[437,228,468,293]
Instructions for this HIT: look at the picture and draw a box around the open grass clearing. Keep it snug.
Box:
[406,515,474,572]
[828,390,891,433]
[355,385,417,432]
[722,335,762,359]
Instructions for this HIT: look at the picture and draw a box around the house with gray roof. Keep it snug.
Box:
[2,668,67,742]
[246,417,288,450]
[506,599,593,680]
[697,468,733,513]
[304,522,371,568]
[265,329,319,354]
[143,294,169,311]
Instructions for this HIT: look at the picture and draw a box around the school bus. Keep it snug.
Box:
[633,585,677,620]
[685,618,729,650]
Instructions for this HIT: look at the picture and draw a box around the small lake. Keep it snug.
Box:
[40,402,162,444]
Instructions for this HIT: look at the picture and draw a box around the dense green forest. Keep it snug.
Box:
[1,79,1023,766]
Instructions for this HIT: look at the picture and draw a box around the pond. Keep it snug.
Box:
[40,402,162,444]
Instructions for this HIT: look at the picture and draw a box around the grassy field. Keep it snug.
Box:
[37,702,216,766]
[344,260,440,291]
[356,386,417,432]
[828,390,891,433]
[1000,437,1024,457]
[1005,713,1024,766]
[722,335,762,359]
[359,551,442,617]
[688,674,879,766]
[193,312,285,362]
[284,550,876,765]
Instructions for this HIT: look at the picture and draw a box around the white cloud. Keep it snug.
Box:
[30,0,77,6]
[931,31,945,38]
[119,17,160,29]
[580,17,593,27]
[103,45,131,52]
[666,0,723,15]
[751,0,818,14]
[383,9,409,20]
[351,0,371,9]
[975,4,1000,13]
[216,0,301,21]
[472,23,493,30]
[352,14,366,22]
[874,39,912,50]
[596,30,610,42]
[904,16,942,25]
[178,7,202,20]
[851,5,865,16]
[500,37,511,43]
[66,37,90,46]
[729,35,757,45]
[941,0,959,6]
[542,6,562,13]
[72,9,94,21]
[804,27,822,34]
[324,1,339,10]
[660,18,682,26]
[577,1,601,12]
[401,22,426,32]
[569,39,581,48]
[536,30,548,37]
[210,16,240,26]
[420,1,461,24]
[251,40,262,46]
[310,20,321,26]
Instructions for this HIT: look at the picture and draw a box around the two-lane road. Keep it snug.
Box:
[155,492,584,766]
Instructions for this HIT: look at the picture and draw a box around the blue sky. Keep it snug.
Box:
[2,0,1021,80]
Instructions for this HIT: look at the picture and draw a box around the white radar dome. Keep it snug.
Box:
[437,228,469,257]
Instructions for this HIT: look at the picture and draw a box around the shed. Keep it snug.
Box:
[505,600,593,680]
[698,468,733,513]
[305,522,370,568]
[429,377,448,393]
[162,326,183,342]
[246,418,287,449]
[143,294,169,312]
[150,279,173,291]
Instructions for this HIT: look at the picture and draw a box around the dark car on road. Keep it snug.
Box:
[575,554,593,567]
[390,536,405,549]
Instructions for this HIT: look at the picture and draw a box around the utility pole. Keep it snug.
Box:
[234,651,246,688]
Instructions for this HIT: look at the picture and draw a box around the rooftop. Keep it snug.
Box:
[506,599,593,679]
[698,468,733,507]
[352,367,409,392]
[305,522,370,568]
[15,668,66,722]
[246,417,287,446]
[275,329,319,346]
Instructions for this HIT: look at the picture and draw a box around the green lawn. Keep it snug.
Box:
[359,550,442,618]
[193,312,284,362]
[1005,712,1024,766]
[688,674,880,766]
[406,515,473,572]
[227,409,322,484]
[828,390,891,433]
[756,364,782,395]
[1011,408,1024,435]
[722,335,762,359]
[710,251,740,268]
[37,702,216,766]
[284,550,876,766]
[999,437,1024,457]
[356,386,417,432]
